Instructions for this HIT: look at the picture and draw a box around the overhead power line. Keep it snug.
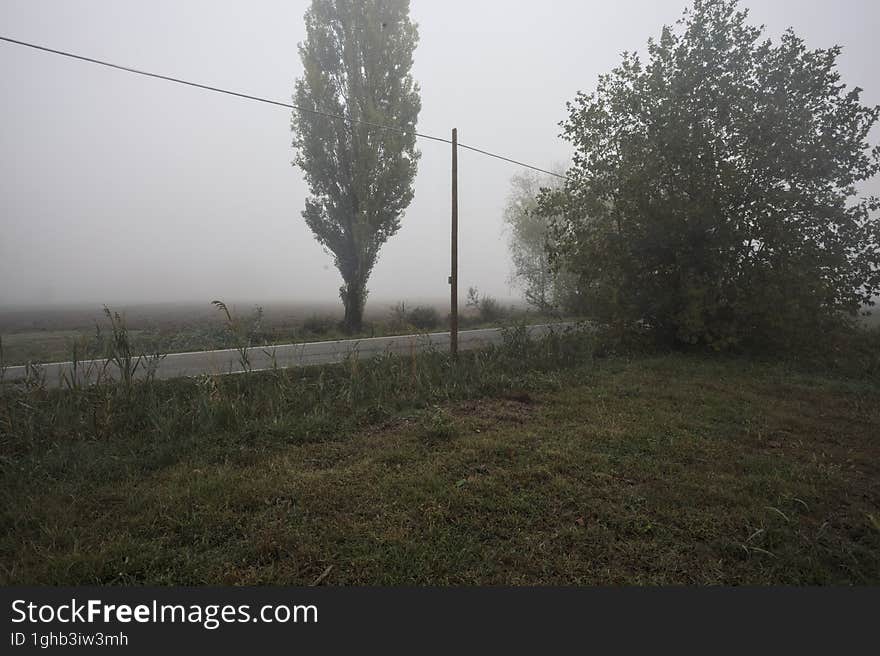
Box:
[0,35,567,180]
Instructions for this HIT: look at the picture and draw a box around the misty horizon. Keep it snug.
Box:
[2,0,878,309]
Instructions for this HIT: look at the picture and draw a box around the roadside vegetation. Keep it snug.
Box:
[1,325,878,584]
[0,295,543,367]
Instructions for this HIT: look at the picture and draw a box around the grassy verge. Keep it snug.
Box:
[1,331,878,584]
[0,302,561,366]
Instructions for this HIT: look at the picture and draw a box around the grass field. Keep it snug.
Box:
[2,329,877,585]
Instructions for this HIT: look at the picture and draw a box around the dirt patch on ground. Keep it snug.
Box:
[448,395,538,429]
[355,395,539,443]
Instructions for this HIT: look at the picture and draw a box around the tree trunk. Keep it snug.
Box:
[340,279,367,334]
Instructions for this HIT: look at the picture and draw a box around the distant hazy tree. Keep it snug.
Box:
[292,0,421,333]
[465,286,505,324]
[539,0,880,348]
[503,170,578,313]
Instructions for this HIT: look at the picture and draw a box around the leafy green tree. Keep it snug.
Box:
[292,0,421,333]
[503,170,579,314]
[539,0,880,349]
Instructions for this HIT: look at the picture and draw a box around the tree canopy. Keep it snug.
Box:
[292,0,421,332]
[539,0,880,349]
[503,170,578,314]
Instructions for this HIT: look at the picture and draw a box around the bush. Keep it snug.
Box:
[466,287,506,324]
[388,302,409,331]
[406,306,440,331]
[387,303,440,332]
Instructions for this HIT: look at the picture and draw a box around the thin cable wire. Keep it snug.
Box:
[457,143,564,180]
[0,34,568,180]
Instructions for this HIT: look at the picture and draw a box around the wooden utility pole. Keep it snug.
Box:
[450,127,459,358]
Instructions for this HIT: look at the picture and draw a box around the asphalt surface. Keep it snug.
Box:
[3,323,576,387]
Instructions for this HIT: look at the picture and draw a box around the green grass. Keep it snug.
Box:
[1,332,878,584]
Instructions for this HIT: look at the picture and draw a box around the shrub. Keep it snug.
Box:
[388,301,409,331]
[406,306,440,331]
[466,287,506,324]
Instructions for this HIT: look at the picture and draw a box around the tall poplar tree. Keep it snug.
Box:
[291,0,421,333]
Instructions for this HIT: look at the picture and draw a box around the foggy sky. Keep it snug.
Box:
[1,0,878,308]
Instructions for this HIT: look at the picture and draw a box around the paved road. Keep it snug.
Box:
[3,323,577,387]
